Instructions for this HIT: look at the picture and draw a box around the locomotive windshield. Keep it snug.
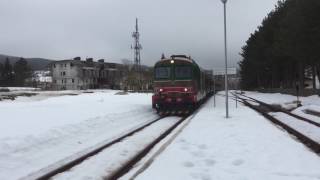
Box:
[175,66,192,79]
[155,67,171,79]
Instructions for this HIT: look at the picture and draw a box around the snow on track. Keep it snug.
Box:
[293,105,320,124]
[52,117,180,180]
[270,112,320,142]
[243,91,320,122]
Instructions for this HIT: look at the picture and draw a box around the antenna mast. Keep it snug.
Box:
[132,18,142,68]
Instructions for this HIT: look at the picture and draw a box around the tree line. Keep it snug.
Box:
[239,0,320,91]
[0,57,32,87]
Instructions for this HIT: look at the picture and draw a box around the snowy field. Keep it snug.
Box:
[0,90,319,180]
[134,92,320,180]
[0,90,157,179]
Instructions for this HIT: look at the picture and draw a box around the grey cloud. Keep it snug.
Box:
[0,0,278,69]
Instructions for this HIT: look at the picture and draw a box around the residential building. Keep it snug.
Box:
[51,58,124,90]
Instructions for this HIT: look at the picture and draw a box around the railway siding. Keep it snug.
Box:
[235,93,320,154]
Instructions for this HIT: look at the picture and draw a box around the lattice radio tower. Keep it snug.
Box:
[131,18,142,69]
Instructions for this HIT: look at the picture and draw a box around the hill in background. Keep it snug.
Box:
[0,54,55,70]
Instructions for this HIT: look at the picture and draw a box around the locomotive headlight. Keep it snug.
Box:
[159,88,163,92]
[184,88,188,92]
[170,60,174,64]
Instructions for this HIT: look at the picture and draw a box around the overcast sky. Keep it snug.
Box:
[0,0,278,69]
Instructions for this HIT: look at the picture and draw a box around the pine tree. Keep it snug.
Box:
[239,0,320,91]
[13,58,32,86]
[2,58,14,86]
[0,62,3,85]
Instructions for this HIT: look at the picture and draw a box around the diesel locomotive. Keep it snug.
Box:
[152,55,213,114]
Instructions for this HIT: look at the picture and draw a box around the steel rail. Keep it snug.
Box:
[233,93,320,154]
[105,116,188,180]
[25,94,213,180]
[29,116,166,180]
[106,93,211,180]
[237,93,320,128]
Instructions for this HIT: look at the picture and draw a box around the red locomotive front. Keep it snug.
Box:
[152,55,212,114]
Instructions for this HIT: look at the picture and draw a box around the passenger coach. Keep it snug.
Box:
[152,55,213,114]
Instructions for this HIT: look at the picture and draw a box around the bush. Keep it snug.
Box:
[0,88,10,92]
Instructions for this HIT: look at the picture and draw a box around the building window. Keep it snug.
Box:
[63,72,66,76]
[72,79,75,83]
[64,64,67,67]
[70,63,73,67]
[53,64,56,68]
[62,80,64,83]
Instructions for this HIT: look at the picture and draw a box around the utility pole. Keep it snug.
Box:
[213,70,216,108]
[132,18,142,90]
[221,0,229,118]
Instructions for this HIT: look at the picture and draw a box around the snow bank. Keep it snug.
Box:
[5,87,41,91]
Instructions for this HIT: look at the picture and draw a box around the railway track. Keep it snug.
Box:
[21,112,198,180]
[19,116,166,180]
[232,92,320,154]
[106,115,189,180]
[238,93,320,127]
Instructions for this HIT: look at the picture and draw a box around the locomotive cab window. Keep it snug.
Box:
[155,67,171,79]
[175,66,192,79]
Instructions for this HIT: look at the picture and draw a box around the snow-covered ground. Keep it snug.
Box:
[1,90,320,180]
[242,91,320,123]
[243,91,320,108]
[134,93,320,180]
[240,91,320,151]
[0,90,157,180]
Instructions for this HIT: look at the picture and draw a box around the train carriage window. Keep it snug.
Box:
[175,66,192,79]
[155,67,171,79]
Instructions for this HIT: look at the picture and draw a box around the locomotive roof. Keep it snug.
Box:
[155,56,198,66]
[154,55,213,76]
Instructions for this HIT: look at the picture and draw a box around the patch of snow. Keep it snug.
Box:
[3,87,41,91]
